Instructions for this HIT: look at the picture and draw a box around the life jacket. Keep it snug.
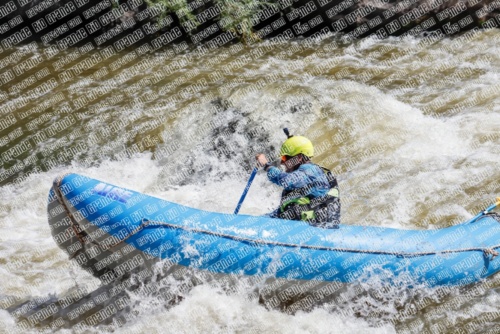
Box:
[278,164,341,229]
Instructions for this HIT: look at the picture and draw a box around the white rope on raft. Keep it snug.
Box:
[53,176,499,261]
[125,218,499,261]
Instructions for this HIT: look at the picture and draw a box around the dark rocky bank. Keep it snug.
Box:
[0,0,500,53]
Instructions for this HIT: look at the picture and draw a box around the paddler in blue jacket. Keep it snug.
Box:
[256,129,341,228]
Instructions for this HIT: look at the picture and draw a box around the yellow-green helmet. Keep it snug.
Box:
[280,135,314,158]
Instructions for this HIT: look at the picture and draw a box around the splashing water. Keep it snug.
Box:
[2,30,500,333]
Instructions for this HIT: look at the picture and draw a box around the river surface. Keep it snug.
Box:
[1,29,500,333]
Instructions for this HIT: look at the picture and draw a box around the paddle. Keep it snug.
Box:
[234,166,258,214]
[466,197,500,223]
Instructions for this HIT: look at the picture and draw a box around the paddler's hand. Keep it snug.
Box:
[255,154,268,168]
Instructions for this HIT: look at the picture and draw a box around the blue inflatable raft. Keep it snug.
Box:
[47,173,500,309]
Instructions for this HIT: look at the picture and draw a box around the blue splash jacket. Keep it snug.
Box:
[267,163,331,200]
[265,162,341,228]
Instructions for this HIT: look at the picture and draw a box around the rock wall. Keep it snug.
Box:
[0,0,499,51]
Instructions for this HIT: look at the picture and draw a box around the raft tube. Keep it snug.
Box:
[47,173,500,306]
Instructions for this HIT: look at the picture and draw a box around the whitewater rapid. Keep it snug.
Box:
[1,29,500,333]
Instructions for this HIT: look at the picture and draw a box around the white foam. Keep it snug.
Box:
[2,31,500,332]
[120,285,396,334]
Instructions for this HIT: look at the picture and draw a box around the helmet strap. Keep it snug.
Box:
[284,154,304,172]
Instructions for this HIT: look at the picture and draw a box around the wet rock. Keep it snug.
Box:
[1,0,499,51]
